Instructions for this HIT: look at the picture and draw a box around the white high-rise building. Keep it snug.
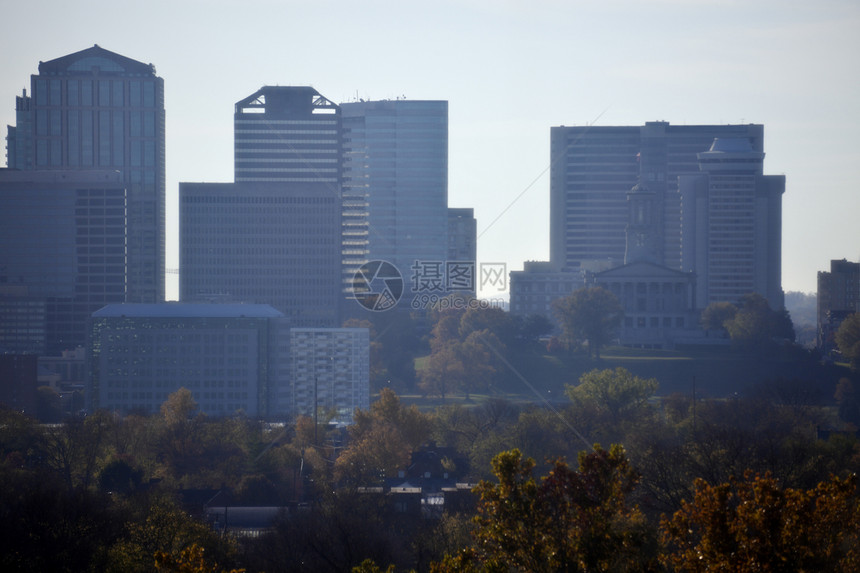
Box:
[290,328,370,425]
[679,138,785,309]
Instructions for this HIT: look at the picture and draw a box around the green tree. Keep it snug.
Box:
[551,286,622,359]
[836,312,860,368]
[420,324,505,400]
[700,301,737,335]
[835,377,860,428]
[419,342,466,399]
[458,306,516,348]
[723,293,795,348]
[466,446,656,572]
[515,313,554,343]
[43,411,113,491]
[661,472,860,572]
[565,367,658,425]
[35,385,63,422]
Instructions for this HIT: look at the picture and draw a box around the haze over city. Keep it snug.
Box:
[1,0,858,299]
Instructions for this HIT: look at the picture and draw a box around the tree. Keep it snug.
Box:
[565,367,659,425]
[836,312,860,368]
[420,318,506,399]
[334,389,432,484]
[661,472,860,572]
[154,543,244,573]
[419,343,466,399]
[458,306,516,348]
[35,385,63,422]
[516,313,554,343]
[551,286,622,359]
[835,378,860,428]
[723,293,795,348]
[466,446,656,572]
[700,301,737,335]
[108,497,239,573]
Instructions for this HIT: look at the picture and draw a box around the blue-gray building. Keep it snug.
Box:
[179,182,342,327]
[180,87,344,326]
[341,100,448,306]
[88,303,289,417]
[6,45,165,304]
[0,170,126,355]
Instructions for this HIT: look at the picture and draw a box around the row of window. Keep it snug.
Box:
[34,78,158,108]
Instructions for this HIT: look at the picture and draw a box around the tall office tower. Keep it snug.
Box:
[5,46,165,303]
[679,138,785,309]
[549,122,763,273]
[817,259,860,350]
[230,86,357,309]
[341,100,448,301]
[0,170,126,354]
[179,182,341,327]
[234,86,341,184]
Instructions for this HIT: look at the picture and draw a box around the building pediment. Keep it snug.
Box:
[594,261,693,281]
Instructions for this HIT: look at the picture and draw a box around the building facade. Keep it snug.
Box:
[679,138,785,309]
[234,86,341,185]
[6,45,165,303]
[341,100,448,304]
[549,122,764,273]
[88,303,289,417]
[289,328,370,425]
[509,261,586,317]
[514,121,783,330]
[179,182,341,327]
[447,208,477,264]
[817,259,860,351]
[0,170,126,355]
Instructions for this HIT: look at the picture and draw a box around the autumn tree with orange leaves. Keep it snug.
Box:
[661,472,860,572]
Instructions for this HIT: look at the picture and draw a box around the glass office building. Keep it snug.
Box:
[0,170,126,354]
[6,45,165,303]
[341,100,448,302]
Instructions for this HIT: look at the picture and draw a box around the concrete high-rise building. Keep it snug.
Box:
[289,328,369,425]
[88,303,289,417]
[549,122,764,273]
[0,170,126,355]
[679,138,785,309]
[341,100,448,303]
[817,259,860,351]
[6,45,165,303]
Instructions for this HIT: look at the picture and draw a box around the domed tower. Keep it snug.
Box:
[625,180,661,265]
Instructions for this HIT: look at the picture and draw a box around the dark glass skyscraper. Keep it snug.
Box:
[6,45,165,303]
[0,170,127,354]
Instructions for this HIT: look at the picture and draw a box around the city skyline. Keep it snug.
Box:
[1,1,858,299]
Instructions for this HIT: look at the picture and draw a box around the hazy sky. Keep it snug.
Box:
[2,0,858,300]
